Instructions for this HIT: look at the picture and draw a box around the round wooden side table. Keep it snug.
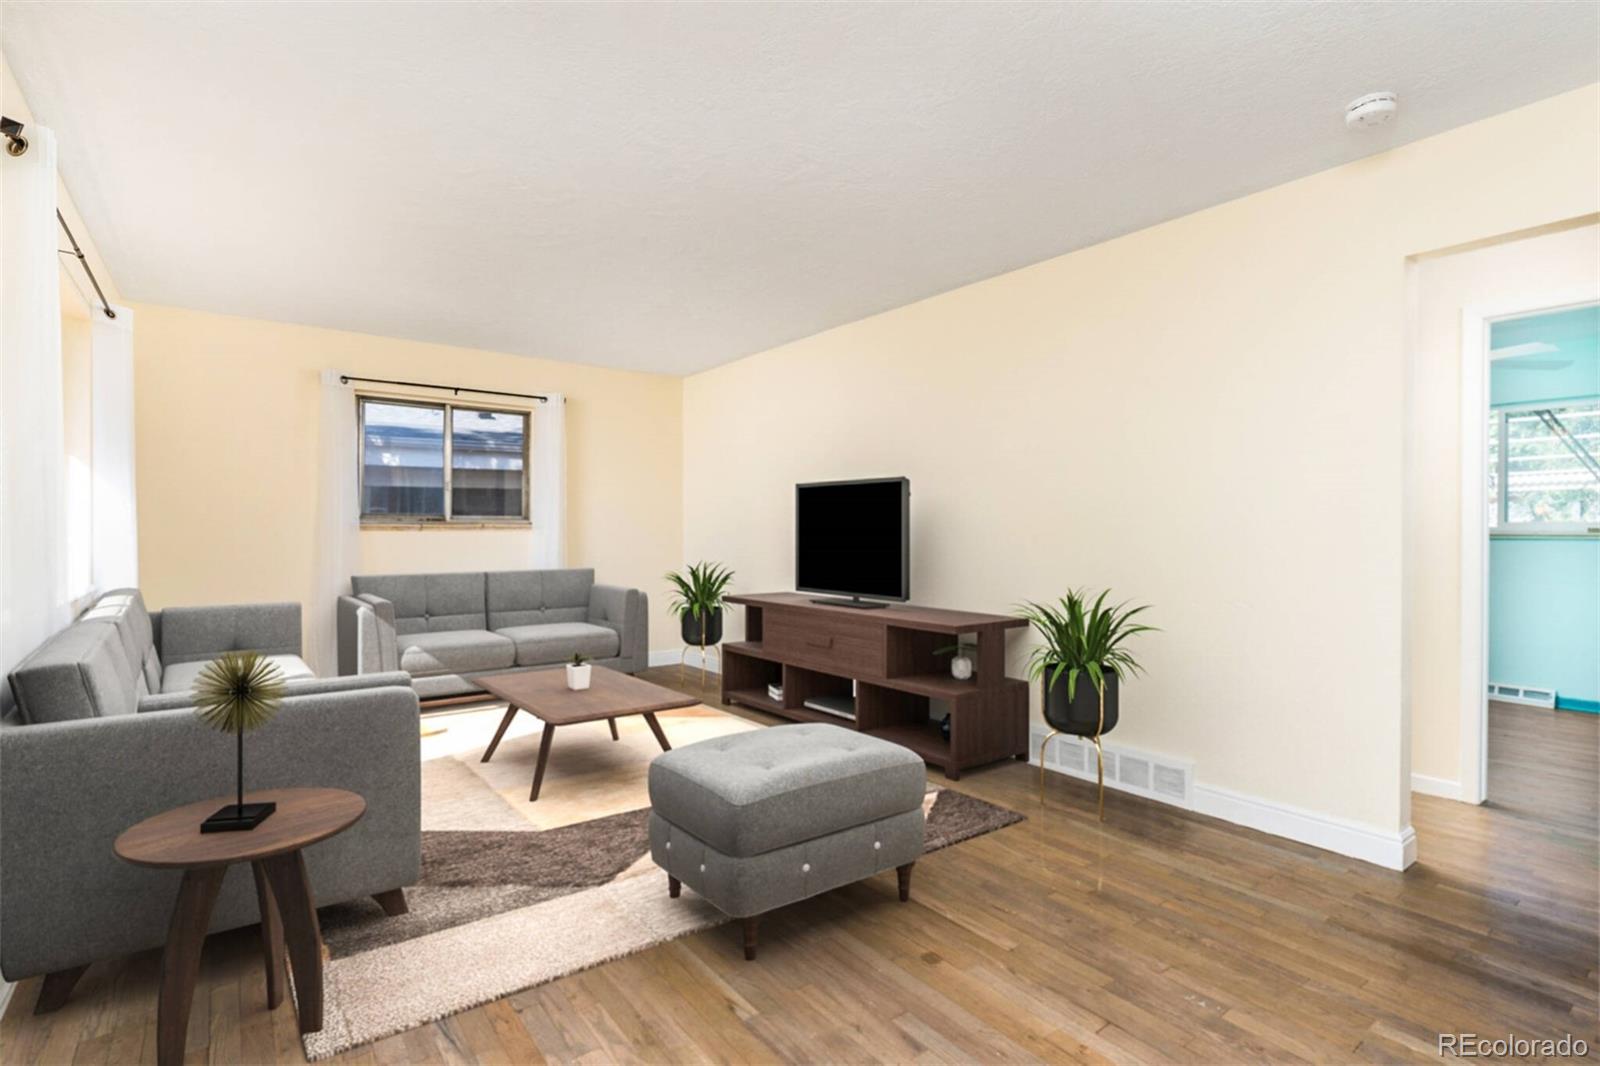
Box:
[114,787,365,1066]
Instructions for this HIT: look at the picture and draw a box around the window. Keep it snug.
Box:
[1487,400,1600,531]
[359,397,529,522]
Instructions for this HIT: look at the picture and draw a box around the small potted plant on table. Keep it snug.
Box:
[666,561,734,685]
[1021,589,1156,821]
[566,652,591,691]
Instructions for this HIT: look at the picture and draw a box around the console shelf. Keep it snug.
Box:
[720,593,1029,779]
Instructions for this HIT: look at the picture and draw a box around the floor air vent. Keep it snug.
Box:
[1488,682,1556,708]
[1032,731,1193,809]
[1117,754,1151,791]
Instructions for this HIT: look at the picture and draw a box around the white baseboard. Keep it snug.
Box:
[1410,772,1464,800]
[647,647,723,673]
[1027,729,1414,871]
[1190,783,1416,871]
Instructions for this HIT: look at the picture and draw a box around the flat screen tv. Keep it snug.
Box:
[795,477,909,608]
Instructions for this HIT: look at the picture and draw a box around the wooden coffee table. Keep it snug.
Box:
[113,787,365,1066]
[479,666,698,801]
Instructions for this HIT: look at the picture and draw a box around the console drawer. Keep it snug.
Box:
[763,607,885,677]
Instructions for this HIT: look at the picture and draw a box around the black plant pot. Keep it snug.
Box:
[1041,668,1119,738]
[680,608,724,647]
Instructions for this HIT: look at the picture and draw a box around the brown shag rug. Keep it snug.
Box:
[303,751,1023,1059]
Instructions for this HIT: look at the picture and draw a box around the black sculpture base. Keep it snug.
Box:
[200,801,277,833]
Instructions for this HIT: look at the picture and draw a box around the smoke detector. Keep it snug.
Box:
[1345,92,1398,129]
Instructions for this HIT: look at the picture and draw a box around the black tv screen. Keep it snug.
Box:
[795,478,909,602]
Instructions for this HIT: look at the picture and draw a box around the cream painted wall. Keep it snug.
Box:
[132,304,684,652]
[1407,221,1599,791]
[683,86,1600,841]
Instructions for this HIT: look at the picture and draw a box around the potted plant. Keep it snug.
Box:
[1019,589,1156,819]
[934,639,977,680]
[666,562,734,681]
[565,652,591,691]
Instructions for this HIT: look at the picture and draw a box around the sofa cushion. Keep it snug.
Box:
[159,654,317,696]
[647,723,927,858]
[486,569,593,629]
[353,572,488,635]
[497,622,619,666]
[7,622,139,723]
[78,588,161,692]
[398,630,515,675]
[159,602,301,664]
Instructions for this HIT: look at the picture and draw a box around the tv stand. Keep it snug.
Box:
[809,595,889,610]
[720,593,1028,779]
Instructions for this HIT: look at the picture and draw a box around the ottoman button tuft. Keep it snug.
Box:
[665,841,671,850]
[699,863,706,873]
[874,841,881,850]
[801,862,811,873]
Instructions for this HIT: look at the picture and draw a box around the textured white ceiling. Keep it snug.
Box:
[5,2,1596,375]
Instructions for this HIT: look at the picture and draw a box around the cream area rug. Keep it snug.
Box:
[302,702,1024,1059]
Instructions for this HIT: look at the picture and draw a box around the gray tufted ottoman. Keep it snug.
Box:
[648,722,926,959]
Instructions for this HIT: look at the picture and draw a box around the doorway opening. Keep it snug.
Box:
[1469,302,1599,823]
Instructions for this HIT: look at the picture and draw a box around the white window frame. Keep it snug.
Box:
[1486,397,1600,537]
[357,394,531,526]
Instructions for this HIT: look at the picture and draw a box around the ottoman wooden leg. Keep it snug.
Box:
[668,875,681,898]
[372,888,408,916]
[742,916,759,961]
[897,862,914,902]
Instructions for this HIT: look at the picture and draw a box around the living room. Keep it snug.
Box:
[2,3,1597,1063]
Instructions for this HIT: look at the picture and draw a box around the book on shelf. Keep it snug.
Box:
[766,683,783,701]
[802,695,856,721]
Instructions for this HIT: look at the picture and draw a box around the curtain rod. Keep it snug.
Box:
[57,210,117,320]
[3,117,117,320]
[339,374,549,403]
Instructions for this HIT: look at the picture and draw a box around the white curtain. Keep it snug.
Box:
[531,392,566,567]
[311,371,359,674]
[0,124,66,685]
[91,304,138,590]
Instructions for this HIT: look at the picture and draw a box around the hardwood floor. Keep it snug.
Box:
[3,671,1595,1064]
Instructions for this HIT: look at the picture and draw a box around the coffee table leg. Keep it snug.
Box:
[260,850,325,1034]
[643,712,671,752]
[157,866,225,1066]
[608,717,619,741]
[530,724,556,801]
[481,705,521,763]
[251,862,286,1009]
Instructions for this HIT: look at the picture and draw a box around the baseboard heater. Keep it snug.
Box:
[1488,681,1556,708]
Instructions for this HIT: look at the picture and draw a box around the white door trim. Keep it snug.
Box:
[1456,288,1598,805]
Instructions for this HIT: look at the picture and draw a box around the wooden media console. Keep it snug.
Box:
[720,593,1028,778]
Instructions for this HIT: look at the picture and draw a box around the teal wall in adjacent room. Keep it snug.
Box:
[1490,305,1600,408]
[1488,305,1599,711]
[1489,537,1599,707]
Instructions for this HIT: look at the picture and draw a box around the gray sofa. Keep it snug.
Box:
[337,568,648,699]
[1,589,422,1010]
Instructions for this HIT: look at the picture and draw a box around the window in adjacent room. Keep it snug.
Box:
[1487,400,1600,531]
[358,397,529,523]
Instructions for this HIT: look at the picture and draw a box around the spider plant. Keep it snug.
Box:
[665,561,735,622]
[1018,589,1156,702]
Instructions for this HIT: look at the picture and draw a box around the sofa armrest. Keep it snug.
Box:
[137,671,414,713]
[589,584,648,673]
[158,602,301,665]
[0,682,421,981]
[337,594,398,675]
